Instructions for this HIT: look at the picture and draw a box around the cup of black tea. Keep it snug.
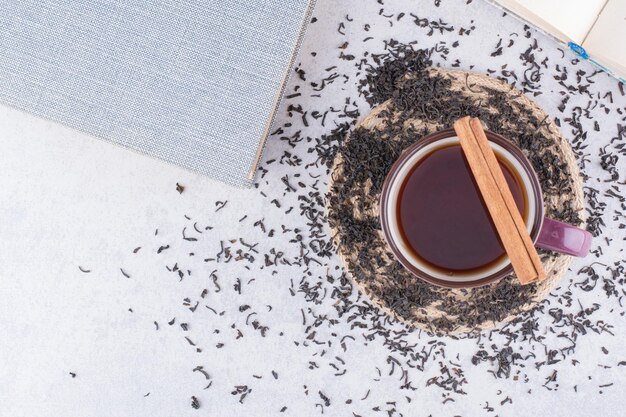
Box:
[380,128,592,288]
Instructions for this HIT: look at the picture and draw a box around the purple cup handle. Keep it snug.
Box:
[536,217,593,257]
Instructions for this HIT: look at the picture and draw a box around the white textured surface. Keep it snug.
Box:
[0,0,625,416]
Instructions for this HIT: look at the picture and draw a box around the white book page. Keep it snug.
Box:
[515,0,607,43]
[583,0,626,79]
[495,0,607,43]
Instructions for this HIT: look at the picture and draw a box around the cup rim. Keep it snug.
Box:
[379,128,545,289]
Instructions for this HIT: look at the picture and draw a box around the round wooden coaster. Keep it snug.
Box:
[327,68,586,334]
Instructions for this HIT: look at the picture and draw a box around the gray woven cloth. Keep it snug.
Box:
[0,0,314,187]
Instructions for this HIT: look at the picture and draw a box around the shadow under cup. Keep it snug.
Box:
[380,128,591,289]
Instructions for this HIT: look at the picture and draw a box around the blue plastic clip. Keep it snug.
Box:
[568,42,588,59]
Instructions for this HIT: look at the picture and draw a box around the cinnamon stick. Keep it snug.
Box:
[454,117,546,285]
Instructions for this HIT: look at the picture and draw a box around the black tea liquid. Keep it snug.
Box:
[397,144,526,275]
